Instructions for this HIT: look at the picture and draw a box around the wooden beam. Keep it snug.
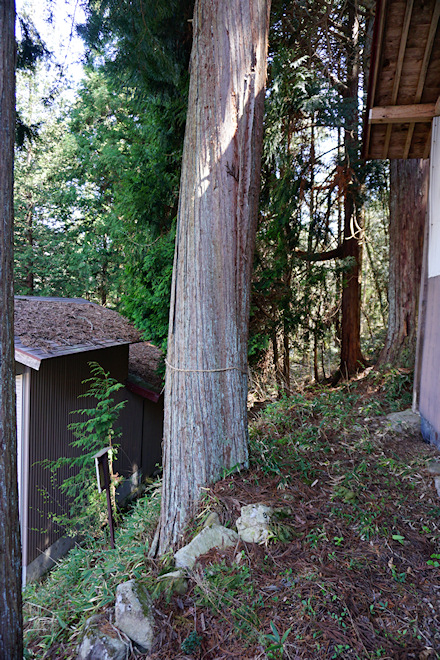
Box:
[370,103,435,124]
[404,3,440,159]
[369,0,387,109]
[392,0,414,104]
[435,95,440,116]
[414,1,440,104]
[381,0,414,159]
[363,0,387,159]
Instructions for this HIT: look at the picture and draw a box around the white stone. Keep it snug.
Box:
[385,409,420,432]
[174,524,238,569]
[114,580,154,652]
[236,503,273,544]
[77,615,128,660]
[428,461,440,476]
[434,476,440,498]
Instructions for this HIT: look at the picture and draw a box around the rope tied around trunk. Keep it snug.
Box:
[165,358,248,375]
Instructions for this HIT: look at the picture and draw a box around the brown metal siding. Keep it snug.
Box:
[141,396,164,476]
[419,275,440,444]
[26,346,130,564]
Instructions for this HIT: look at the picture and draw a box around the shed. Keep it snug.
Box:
[14,296,164,582]
[364,0,440,446]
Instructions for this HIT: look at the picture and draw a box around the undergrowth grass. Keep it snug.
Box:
[23,484,161,658]
[23,369,440,659]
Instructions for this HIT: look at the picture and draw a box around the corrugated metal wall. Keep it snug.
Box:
[25,346,155,564]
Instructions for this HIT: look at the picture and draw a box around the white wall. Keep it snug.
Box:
[429,116,440,278]
[15,369,30,583]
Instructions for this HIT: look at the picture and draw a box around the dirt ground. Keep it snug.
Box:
[147,376,440,659]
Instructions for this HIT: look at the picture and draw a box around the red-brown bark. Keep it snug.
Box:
[0,0,23,656]
[378,159,428,368]
[151,0,271,555]
[337,0,366,379]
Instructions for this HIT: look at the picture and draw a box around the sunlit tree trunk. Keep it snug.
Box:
[378,159,428,367]
[0,0,23,657]
[151,0,271,555]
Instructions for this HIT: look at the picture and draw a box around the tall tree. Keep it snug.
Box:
[0,0,23,656]
[337,0,366,378]
[378,159,428,367]
[151,0,271,555]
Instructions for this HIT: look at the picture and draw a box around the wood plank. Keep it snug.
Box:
[415,1,440,103]
[381,1,414,159]
[403,4,440,160]
[382,124,392,158]
[364,0,387,157]
[370,0,388,109]
[392,0,414,105]
[369,102,435,123]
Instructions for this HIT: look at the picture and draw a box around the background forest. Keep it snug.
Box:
[15,0,409,388]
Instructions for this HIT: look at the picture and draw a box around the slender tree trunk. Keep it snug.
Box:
[282,320,290,395]
[25,205,34,292]
[378,159,428,368]
[151,0,271,555]
[0,1,23,657]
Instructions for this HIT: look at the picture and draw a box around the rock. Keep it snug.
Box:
[174,524,239,569]
[156,569,188,595]
[427,460,440,476]
[236,503,274,544]
[114,580,154,652]
[77,615,128,660]
[203,512,221,528]
[434,476,440,498]
[385,409,420,433]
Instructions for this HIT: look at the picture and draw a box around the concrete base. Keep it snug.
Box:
[421,414,440,449]
[26,535,75,583]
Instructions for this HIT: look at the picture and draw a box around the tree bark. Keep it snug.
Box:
[338,0,365,379]
[378,159,428,368]
[152,0,271,555]
[0,0,23,657]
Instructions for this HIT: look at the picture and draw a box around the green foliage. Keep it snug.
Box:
[23,483,161,657]
[121,226,175,350]
[43,362,126,539]
[263,622,292,659]
[181,630,203,655]
[380,369,413,412]
[195,561,260,640]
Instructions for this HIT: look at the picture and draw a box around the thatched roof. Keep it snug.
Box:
[128,342,164,394]
[15,296,141,354]
[15,297,164,393]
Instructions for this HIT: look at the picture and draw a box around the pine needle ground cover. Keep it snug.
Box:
[24,371,440,659]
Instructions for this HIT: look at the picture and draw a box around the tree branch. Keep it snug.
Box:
[293,245,343,262]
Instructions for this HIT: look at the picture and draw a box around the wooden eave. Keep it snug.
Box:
[14,338,133,371]
[364,0,440,160]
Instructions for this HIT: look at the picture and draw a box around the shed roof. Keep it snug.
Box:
[364,0,440,159]
[15,296,141,369]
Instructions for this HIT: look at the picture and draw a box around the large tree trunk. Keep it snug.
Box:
[152,0,271,555]
[378,159,428,368]
[0,0,23,657]
[338,0,365,379]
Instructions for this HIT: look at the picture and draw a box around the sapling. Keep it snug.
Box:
[44,361,126,541]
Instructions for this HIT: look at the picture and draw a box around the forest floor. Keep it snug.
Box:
[24,369,440,659]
